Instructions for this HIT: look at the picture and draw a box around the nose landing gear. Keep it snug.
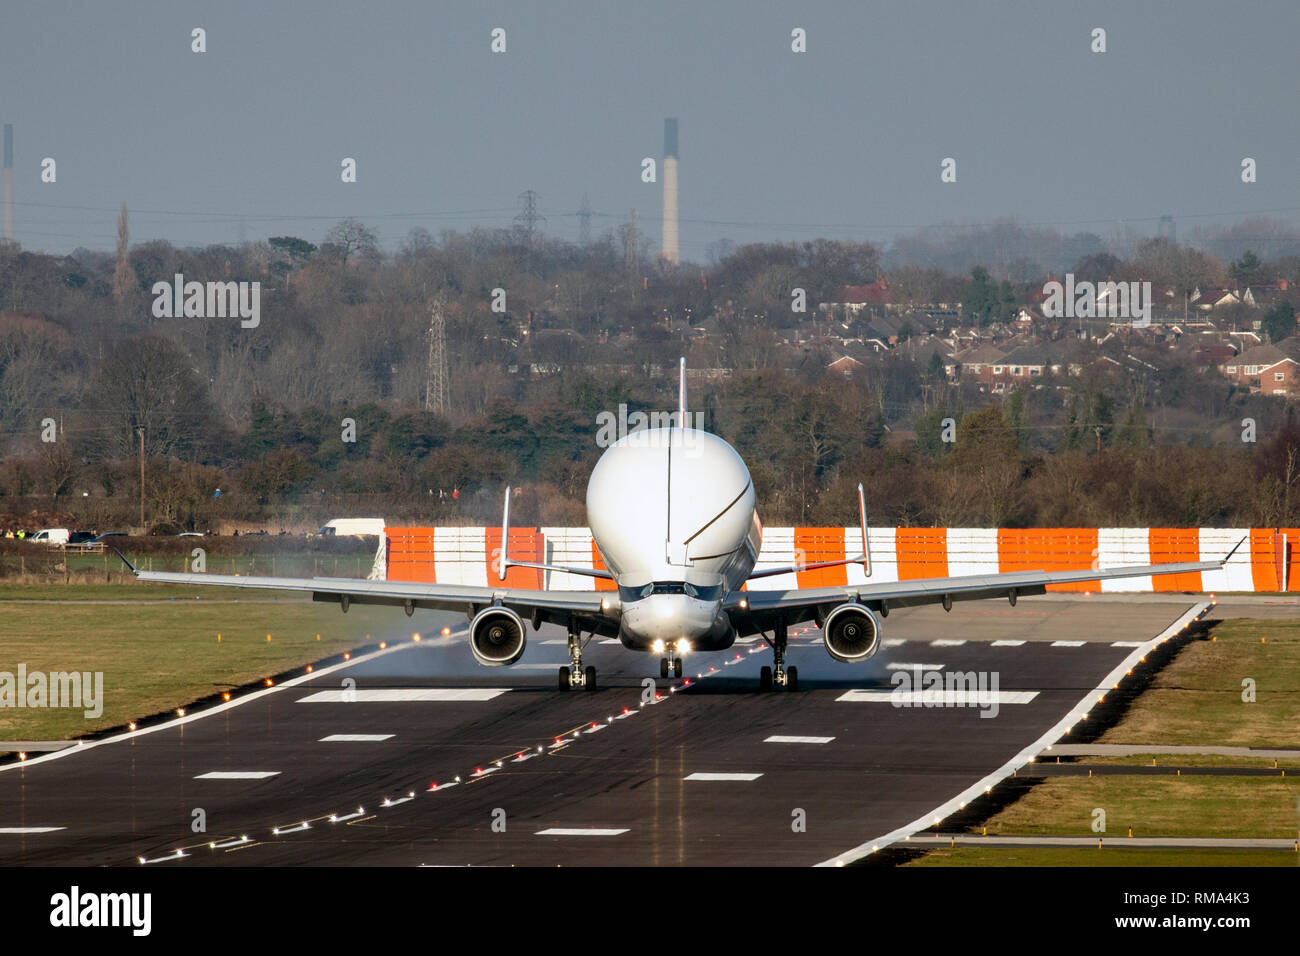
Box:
[559,627,597,691]
[659,656,683,679]
[759,622,798,691]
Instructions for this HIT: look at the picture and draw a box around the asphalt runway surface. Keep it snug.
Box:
[0,598,1203,866]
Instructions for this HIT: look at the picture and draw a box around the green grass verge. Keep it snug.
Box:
[0,596,442,742]
[1095,620,1300,750]
[983,776,1300,838]
[904,846,1299,867]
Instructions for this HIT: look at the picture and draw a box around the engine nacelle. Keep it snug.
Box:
[822,603,882,663]
[469,607,527,666]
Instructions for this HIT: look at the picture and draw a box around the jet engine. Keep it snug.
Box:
[822,603,882,663]
[469,607,527,666]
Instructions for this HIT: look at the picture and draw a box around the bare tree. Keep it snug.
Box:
[112,203,132,302]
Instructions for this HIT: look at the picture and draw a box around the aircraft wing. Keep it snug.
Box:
[725,557,1227,635]
[124,561,619,635]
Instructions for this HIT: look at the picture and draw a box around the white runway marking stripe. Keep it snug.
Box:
[684,772,763,781]
[882,638,907,647]
[535,828,629,836]
[765,735,835,744]
[195,771,281,780]
[931,639,966,646]
[886,663,943,670]
[836,690,1039,705]
[0,827,64,833]
[1051,641,1086,647]
[297,689,509,703]
[991,640,1025,646]
[319,734,394,742]
[1111,641,1145,647]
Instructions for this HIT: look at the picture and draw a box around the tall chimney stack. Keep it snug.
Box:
[3,125,13,242]
[662,118,678,265]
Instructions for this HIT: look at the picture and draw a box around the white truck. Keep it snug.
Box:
[28,528,70,545]
[316,518,385,537]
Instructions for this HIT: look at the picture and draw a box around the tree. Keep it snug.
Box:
[268,236,317,261]
[88,335,217,459]
[1228,250,1266,290]
[1261,300,1297,343]
[112,203,132,302]
[961,267,999,327]
[321,219,379,266]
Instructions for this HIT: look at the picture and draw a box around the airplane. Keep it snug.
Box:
[118,358,1240,693]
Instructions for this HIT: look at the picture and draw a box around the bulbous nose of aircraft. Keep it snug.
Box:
[621,594,716,644]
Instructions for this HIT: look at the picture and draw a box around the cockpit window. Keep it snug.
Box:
[619,581,722,602]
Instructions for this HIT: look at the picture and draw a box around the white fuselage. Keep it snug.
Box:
[586,428,761,651]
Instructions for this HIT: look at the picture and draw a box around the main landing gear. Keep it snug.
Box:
[659,656,683,680]
[558,627,597,692]
[759,622,798,692]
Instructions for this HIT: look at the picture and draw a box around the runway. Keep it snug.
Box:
[0,598,1209,866]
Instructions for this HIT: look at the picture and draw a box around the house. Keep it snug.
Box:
[1221,338,1300,395]
[951,344,1008,389]
[820,277,890,315]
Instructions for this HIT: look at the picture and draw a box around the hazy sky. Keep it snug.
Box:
[4,0,1298,259]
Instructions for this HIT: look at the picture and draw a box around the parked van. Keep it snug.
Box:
[316,518,385,537]
[29,528,70,545]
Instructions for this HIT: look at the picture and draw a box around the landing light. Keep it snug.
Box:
[442,627,451,636]
[651,639,665,654]
[739,599,748,609]
[675,639,691,654]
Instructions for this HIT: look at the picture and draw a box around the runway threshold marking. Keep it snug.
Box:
[297,689,509,703]
[684,772,763,781]
[836,690,1039,705]
[885,662,943,670]
[319,734,394,742]
[195,771,281,780]
[535,828,629,836]
[765,735,835,744]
